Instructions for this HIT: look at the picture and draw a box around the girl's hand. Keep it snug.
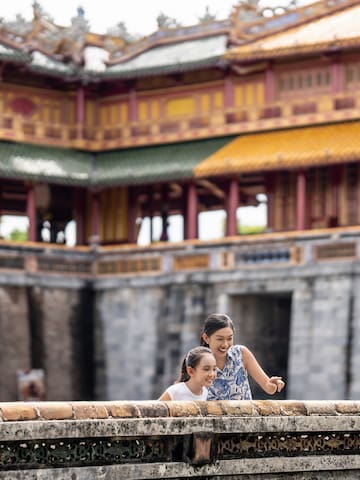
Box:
[268,376,285,394]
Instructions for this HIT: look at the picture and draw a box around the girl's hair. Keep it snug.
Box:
[200,313,234,346]
[177,346,214,383]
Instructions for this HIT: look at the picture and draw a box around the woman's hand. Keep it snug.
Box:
[242,346,286,395]
[267,376,285,394]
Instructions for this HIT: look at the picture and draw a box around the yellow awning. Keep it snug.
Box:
[194,121,360,177]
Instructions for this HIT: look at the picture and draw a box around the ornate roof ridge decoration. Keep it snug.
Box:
[228,0,358,46]
[226,0,360,63]
[0,1,230,70]
[0,2,97,66]
[226,35,360,62]
[106,19,230,66]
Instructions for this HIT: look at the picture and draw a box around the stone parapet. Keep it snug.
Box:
[3,399,360,422]
[1,400,360,479]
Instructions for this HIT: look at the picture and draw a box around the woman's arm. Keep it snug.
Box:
[158,390,172,401]
[242,346,285,395]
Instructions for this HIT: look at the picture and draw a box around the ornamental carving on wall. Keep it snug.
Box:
[9,97,36,117]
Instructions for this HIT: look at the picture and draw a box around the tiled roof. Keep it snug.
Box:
[0,142,92,186]
[0,43,29,62]
[1,1,357,79]
[0,137,233,187]
[194,121,360,177]
[95,137,233,186]
[29,51,78,76]
[103,35,228,78]
[226,4,360,61]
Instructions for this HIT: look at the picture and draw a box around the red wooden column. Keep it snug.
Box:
[26,184,36,242]
[160,185,169,242]
[127,188,137,244]
[186,182,198,240]
[90,191,100,242]
[76,87,85,140]
[296,171,306,230]
[224,75,234,108]
[266,173,276,232]
[330,166,341,227]
[76,87,85,123]
[128,88,138,122]
[226,177,239,236]
[332,60,344,93]
[74,188,85,245]
[265,65,275,103]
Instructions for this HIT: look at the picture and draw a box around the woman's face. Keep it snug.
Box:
[203,326,234,358]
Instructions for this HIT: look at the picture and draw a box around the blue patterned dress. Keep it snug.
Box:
[207,345,252,400]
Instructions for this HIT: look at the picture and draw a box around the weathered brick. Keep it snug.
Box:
[305,401,337,416]
[212,400,255,416]
[73,402,109,419]
[107,402,141,418]
[0,402,38,421]
[165,401,202,417]
[280,400,308,416]
[203,401,227,416]
[335,401,360,415]
[38,402,73,420]
[136,401,169,417]
[253,400,282,416]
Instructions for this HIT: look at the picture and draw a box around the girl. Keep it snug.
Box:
[158,346,217,401]
[200,313,285,400]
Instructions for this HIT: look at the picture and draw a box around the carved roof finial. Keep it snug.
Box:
[156,12,181,29]
[77,6,85,18]
[107,21,136,43]
[198,6,216,23]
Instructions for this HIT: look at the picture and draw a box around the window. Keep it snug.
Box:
[277,68,331,98]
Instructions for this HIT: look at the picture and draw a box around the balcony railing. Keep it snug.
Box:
[0,90,359,151]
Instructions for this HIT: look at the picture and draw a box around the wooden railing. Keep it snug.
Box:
[0,400,360,479]
[0,90,359,151]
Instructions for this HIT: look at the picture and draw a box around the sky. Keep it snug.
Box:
[0,0,312,243]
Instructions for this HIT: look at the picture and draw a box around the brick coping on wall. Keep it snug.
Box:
[1,400,359,422]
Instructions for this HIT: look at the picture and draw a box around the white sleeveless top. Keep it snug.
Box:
[164,382,208,400]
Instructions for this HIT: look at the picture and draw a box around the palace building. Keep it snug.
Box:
[1,0,360,402]
[1,0,360,244]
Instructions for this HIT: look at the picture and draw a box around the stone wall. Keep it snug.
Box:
[0,274,92,402]
[0,400,360,479]
[94,261,360,402]
[1,232,360,403]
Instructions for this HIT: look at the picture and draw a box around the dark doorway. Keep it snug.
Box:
[230,292,292,400]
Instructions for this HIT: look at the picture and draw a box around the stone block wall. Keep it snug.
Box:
[95,262,360,402]
[0,275,92,402]
[1,244,360,404]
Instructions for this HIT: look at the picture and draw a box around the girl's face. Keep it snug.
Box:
[202,326,234,359]
[188,353,217,387]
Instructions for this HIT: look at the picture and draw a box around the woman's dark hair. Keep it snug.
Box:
[200,313,234,346]
[177,346,214,383]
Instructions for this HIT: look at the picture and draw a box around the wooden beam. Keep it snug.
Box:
[197,179,225,199]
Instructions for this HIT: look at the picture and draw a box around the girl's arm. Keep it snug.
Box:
[242,346,285,395]
[158,390,172,401]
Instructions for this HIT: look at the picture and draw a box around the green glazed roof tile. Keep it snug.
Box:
[0,136,234,187]
[0,43,30,62]
[0,142,92,186]
[95,137,234,186]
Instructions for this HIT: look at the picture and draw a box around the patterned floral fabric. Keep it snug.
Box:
[207,344,252,400]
